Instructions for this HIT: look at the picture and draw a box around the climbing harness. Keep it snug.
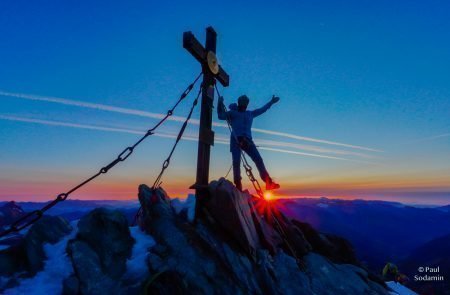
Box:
[214,84,301,265]
[214,84,264,197]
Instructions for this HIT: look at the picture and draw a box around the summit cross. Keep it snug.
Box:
[183,26,230,209]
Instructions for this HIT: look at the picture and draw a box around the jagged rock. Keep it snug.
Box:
[25,215,73,273]
[171,194,196,223]
[138,179,389,295]
[0,242,27,276]
[292,219,358,265]
[205,179,263,256]
[265,205,312,258]
[0,215,72,277]
[62,274,80,295]
[67,240,119,294]
[0,201,25,227]
[305,253,388,294]
[139,184,260,294]
[66,208,135,294]
[0,215,72,293]
[76,208,135,278]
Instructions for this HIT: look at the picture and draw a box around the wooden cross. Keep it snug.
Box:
[183,26,229,205]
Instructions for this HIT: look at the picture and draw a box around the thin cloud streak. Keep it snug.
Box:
[405,133,450,145]
[0,114,372,162]
[0,90,381,153]
[252,128,382,152]
[258,147,347,161]
[253,138,378,159]
[258,147,379,165]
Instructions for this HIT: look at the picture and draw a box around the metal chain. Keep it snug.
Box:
[214,84,264,197]
[0,73,202,239]
[152,84,203,189]
[214,84,301,264]
[132,84,202,225]
[224,163,233,179]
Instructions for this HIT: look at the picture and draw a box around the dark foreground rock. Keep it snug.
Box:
[0,215,72,290]
[2,178,394,294]
[64,208,135,295]
[138,178,388,295]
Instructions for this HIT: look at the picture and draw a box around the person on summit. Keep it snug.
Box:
[218,94,281,192]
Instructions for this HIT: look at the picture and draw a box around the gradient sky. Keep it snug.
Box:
[1,0,449,205]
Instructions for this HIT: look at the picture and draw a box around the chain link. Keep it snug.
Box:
[0,73,202,239]
[214,84,264,198]
[152,85,202,189]
[214,84,301,265]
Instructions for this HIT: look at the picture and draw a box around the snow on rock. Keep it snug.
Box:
[123,226,155,281]
[64,208,135,294]
[386,281,418,295]
[170,193,196,222]
[4,220,78,295]
[137,179,389,294]
[170,198,184,213]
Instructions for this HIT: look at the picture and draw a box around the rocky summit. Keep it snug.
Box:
[0,178,393,294]
[136,178,388,295]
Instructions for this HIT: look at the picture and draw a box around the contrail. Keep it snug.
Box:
[258,147,348,161]
[0,113,369,158]
[252,138,377,159]
[0,90,381,152]
[258,147,380,165]
[251,128,382,152]
[408,133,450,144]
[0,114,370,162]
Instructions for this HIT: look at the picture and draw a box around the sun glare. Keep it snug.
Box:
[263,191,274,201]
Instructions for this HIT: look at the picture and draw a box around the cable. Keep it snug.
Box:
[0,73,202,239]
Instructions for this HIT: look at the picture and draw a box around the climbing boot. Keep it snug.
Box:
[265,179,280,190]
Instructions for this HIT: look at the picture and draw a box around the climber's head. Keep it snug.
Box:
[237,95,249,111]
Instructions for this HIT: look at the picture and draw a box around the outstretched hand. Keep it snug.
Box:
[271,95,280,104]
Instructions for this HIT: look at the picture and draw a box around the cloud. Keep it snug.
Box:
[251,128,382,152]
[0,90,381,153]
[408,133,450,144]
[0,114,376,163]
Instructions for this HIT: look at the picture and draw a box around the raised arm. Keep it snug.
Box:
[251,96,280,117]
[217,96,229,120]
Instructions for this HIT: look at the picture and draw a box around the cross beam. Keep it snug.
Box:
[183,26,229,206]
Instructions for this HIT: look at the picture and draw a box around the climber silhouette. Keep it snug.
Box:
[218,95,281,191]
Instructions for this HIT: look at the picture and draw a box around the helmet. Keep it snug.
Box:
[237,95,249,107]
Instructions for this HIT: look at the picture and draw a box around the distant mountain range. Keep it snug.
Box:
[0,200,140,231]
[400,233,450,295]
[277,198,450,270]
[276,197,450,294]
[0,201,26,228]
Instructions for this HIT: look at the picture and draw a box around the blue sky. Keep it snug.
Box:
[1,0,449,204]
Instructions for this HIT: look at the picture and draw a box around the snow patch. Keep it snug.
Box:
[123,226,155,281]
[4,220,78,295]
[171,194,196,222]
[386,281,418,295]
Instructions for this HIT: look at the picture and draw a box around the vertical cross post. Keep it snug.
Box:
[196,27,216,191]
[183,26,229,214]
